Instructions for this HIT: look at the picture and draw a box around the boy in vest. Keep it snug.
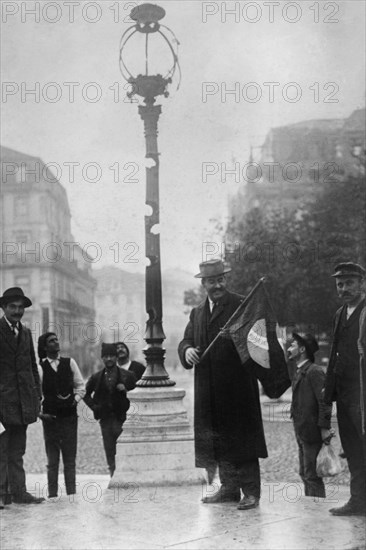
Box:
[38,332,85,499]
[84,343,136,476]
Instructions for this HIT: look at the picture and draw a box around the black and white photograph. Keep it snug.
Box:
[1,1,365,548]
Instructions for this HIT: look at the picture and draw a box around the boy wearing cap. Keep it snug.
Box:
[0,287,44,507]
[288,333,332,498]
[324,262,366,516]
[84,343,137,476]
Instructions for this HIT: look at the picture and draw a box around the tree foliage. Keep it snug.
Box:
[224,176,365,337]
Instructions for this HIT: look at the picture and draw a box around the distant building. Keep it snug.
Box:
[93,265,193,371]
[337,108,366,178]
[229,108,366,217]
[0,145,96,375]
[93,266,145,365]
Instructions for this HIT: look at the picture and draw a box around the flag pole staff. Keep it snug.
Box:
[199,277,266,363]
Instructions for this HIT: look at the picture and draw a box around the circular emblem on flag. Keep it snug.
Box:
[247,319,285,369]
[247,319,270,369]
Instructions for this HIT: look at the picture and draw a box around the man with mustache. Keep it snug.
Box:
[115,341,146,382]
[178,260,267,510]
[288,332,332,498]
[324,262,366,516]
[0,287,44,507]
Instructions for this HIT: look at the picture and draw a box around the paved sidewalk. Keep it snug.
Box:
[1,475,365,550]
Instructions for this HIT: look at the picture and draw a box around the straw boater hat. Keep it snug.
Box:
[194,259,231,279]
[0,287,32,308]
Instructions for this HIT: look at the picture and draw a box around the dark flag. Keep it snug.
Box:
[202,278,291,399]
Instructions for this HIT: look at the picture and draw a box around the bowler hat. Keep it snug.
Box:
[292,332,319,363]
[0,287,32,308]
[331,262,366,278]
[194,259,231,279]
[101,342,117,357]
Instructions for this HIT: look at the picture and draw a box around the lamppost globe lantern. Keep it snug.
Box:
[119,3,180,104]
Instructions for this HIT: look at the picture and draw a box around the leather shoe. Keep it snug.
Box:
[13,492,45,504]
[329,502,366,516]
[237,495,259,510]
[202,486,240,503]
[0,493,12,509]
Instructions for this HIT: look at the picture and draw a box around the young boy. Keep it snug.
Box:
[84,343,136,476]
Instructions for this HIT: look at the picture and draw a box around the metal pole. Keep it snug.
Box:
[137,100,175,387]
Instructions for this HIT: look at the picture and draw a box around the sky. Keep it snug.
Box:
[1,0,365,275]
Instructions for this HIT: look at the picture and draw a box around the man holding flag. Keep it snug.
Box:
[178,259,290,510]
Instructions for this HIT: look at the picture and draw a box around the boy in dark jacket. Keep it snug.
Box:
[84,343,136,476]
[288,333,332,498]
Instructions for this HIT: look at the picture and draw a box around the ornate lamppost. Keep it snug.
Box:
[111,4,202,486]
[119,2,181,387]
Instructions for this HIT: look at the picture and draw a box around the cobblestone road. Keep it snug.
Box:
[24,369,350,488]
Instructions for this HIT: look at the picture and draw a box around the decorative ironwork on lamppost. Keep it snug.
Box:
[119,3,180,387]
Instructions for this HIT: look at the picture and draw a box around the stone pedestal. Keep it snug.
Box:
[109,387,205,487]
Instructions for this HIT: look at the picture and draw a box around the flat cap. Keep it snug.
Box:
[331,262,366,278]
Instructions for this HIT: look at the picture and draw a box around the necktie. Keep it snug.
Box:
[11,324,19,339]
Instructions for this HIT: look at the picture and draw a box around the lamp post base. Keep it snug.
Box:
[109,386,205,487]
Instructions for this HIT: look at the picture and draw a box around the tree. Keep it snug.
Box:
[224,175,365,337]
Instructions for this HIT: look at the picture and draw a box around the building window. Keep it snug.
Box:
[15,275,30,295]
[14,197,28,217]
[14,232,31,244]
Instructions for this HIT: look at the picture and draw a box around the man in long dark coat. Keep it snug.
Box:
[178,260,267,510]
[324,262,366,516]
[0,287,44,507]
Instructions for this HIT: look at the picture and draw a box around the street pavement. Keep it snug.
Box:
[2,370,362,549]
[1,475,365,550]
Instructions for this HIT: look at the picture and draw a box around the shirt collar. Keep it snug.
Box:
[297,359,309,370]
[47,355,60,363]
[208,298,216,312]
[4,316,19,329]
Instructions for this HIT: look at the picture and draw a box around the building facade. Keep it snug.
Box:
[93,265,193,372]
[1,145,96,375]
[229,108,365,217]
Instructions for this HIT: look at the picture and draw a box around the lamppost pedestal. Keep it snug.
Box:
[109,387,205,486]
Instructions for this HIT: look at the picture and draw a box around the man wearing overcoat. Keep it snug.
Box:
[0,287,44,507]
[324,262,366,516]
[178,260,267,510]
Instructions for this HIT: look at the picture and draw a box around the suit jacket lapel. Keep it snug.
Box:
[0,316,17,351]
[345,299,366,327]
[292,361,311,393]
[209,292,230,324]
